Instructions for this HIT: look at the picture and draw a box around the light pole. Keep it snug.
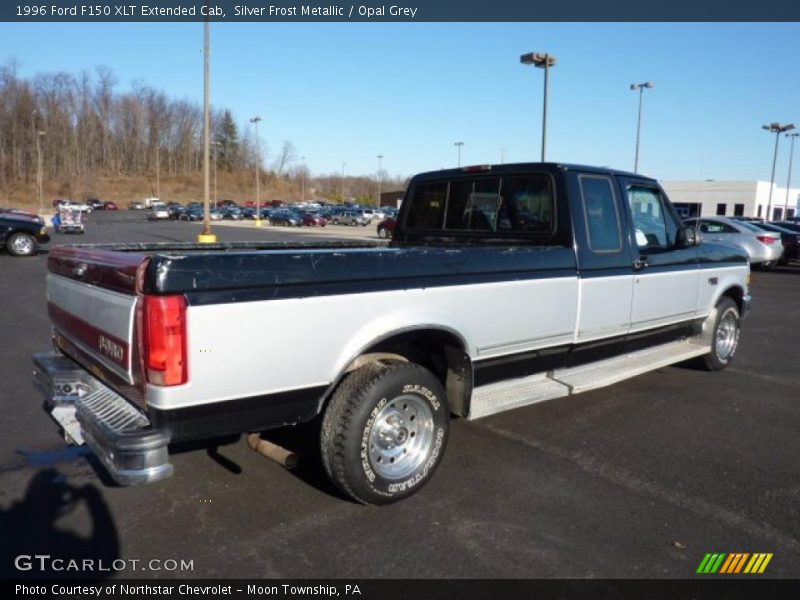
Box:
[520,52,556,161]
[454,142,464,167]
[210,141,221,206]
[341,162,346,202]
[300,156,306,203]
[376,154,383,207]
[762,122,795,221]
[630,81,655,173]
[155,145,161,198]
[784,132,800,220]
[250,116,263,226]
[36,130,46,215]
[198,10,215,243]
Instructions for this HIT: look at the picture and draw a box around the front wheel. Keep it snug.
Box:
[6,232,38,256]
[695,296,740,371]
[320,362,449,505]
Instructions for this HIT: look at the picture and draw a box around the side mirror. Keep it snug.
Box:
[677,226,700,248]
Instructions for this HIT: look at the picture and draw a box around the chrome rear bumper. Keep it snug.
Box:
[33,352,173,485]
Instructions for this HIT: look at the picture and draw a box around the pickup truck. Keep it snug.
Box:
[33,163,751,505]
[1,209,50,256]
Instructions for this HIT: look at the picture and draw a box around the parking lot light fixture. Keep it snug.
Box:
[341,162,346,202]
[520,52,556,161]
[301,156,306,203]
[630,81,655,173]
[376,155,383,207]
[36,130,46,216]
[763,122,795,221]
[784,132,800,220]
[250,116,263,227]
[454,142,464,167]
[198,14,216,244]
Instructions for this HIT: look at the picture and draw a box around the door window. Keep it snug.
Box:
[579,175,622,253]
[626,186,679,251]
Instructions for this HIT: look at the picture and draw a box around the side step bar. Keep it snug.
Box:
[469,338,709,419]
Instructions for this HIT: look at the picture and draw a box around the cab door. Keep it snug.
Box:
[570,172,635,353]
[620,180,700,333]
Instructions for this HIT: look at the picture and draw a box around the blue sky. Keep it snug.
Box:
[2,22,799,183]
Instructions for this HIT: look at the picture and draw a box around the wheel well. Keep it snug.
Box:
[325,328,473,418]
[720,285,745,314]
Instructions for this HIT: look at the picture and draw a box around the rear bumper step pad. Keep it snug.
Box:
[33,352,173,485]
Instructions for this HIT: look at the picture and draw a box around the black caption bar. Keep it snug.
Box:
[6,580,800,600]
[2,0,800,22]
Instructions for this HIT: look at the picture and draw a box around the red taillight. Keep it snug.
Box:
[143,295,187,386]
[756,235,775,245]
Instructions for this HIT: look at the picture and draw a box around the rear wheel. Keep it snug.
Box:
[320,362,449,505]
[694,296,740,371]
[6,232,37,257]
[378,227,389,239]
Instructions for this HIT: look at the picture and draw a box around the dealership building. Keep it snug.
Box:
[661,180,799,220]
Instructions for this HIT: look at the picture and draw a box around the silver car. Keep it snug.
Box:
[690,216,783,267]
[332,209,370,226]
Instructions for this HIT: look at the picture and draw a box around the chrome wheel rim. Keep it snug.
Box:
[716,310,738,360]
[368,395,434,480]
[12,235,34,255]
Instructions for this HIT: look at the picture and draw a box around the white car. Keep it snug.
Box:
[62,201,92,213]
[147,207,170,220]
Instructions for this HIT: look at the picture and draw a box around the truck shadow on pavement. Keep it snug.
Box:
[0,468,120,579]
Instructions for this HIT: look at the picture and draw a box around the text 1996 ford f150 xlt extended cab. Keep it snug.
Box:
[33,163,750,505]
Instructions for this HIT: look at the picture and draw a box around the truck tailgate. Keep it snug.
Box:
[47,246,145,388]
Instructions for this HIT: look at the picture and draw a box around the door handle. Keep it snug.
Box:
[633,258,648,271]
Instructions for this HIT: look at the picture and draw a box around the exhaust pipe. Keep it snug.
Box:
[247,433,299,470]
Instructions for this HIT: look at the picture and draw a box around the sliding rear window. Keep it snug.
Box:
[404,174,555,238]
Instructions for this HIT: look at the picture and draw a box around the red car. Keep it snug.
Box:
[242,200,257,208]
[103,201,119,211]
[377,217,396,239]
[300,212,327,227]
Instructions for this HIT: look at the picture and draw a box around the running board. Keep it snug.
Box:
[469,338,709,419]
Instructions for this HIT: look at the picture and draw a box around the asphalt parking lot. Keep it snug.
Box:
[1,210,799,579]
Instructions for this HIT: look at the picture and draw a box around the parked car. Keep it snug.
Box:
[1,210,50,256]
[270,209,302,227]
[168,205,187,220]
[179,207,204,221]
[299,212,327,227]
[61,200,92,213]
[209,208,223,221]
[87,199,105,211]
[744,221,800,264]
[222,207,244,220]
[686,216,783,268]
[376,217,396,239]
[128,201,145,210]
[52,199,68,208]
[147,206,170,220]
[103,201,119,211]
[332,209,370,226]
[216,199,238,209]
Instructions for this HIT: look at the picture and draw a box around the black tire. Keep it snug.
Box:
[6,232,38,257]
[320,362,449,505]
[694,296,740,371]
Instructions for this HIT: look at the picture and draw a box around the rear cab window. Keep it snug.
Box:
[402,172,557,242]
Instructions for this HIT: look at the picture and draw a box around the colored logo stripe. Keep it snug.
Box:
[744,553,773,574]
[697,552,773,574]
